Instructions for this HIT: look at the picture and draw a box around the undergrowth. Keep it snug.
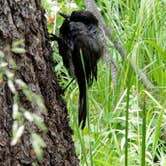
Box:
[43,0,166,165]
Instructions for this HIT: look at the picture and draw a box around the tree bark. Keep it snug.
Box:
[0,0,79,165]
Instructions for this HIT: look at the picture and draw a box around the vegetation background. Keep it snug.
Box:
[42,0,166,165]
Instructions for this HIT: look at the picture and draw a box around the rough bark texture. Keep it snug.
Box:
[0,0,79,165]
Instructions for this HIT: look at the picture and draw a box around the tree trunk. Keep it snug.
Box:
[0,0,79,165]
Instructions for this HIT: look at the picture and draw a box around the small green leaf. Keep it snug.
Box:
[8,80,16,93]
[11,48,26,54]
[31,133,46,161]
[24,111,34,122]
[12,103,19,119]
[12,39,25,47]
[5,70,14,79]
[12,121,19,133]
[11,125,25,146]
[15,79,27,88]
[0,62,8,68]
[33,114,47,132]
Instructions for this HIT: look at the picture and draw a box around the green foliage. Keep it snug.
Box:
[43,0,166,165]
[31,133,46,161]
[0,40,47,161]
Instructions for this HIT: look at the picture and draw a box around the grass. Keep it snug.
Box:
[42,0,166,165]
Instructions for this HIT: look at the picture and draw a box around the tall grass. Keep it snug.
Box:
[43,0,166,165]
